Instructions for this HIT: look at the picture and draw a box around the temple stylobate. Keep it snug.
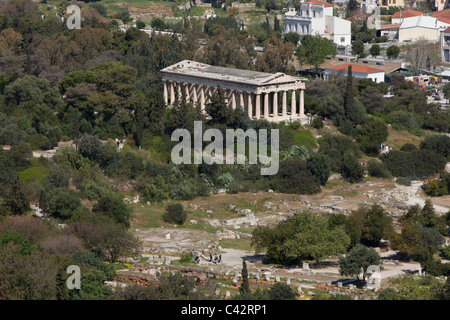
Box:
[161,60,307,122]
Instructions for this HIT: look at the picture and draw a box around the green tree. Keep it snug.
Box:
[46,188,81,220]
[352,40,365,58]
[77,134,102,160]
[0,230,35,256]
[370,44,380,57]
[352,204,393,246]
[268,283,297,300]
[253,211,350,265]
[239,260,250,295]
[338,244,381,282]
[297,35,336,75]
[306,152,331,186]
[386,45,400,59]
[163,203,187,225]
[340,150,364,183]
[93,194,133,228]
[283,32,300,45]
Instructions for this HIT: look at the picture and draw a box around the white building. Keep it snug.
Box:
[398,15,440,42]
[324,63,385,83]
[359,0,378,15]
[283,0,351,50]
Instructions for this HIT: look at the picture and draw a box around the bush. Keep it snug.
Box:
[312,117,324,129]
[400,143,418,152]
[420,134,450,160]
[382,150,446,178]
[367,159,391,178]
[163,203,186,225]
[340,150,364,183]
[271,159,321,194]
[422,177,449,197]
[395,176,418,186]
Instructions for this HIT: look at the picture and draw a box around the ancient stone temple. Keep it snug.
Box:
[161,60,307,122]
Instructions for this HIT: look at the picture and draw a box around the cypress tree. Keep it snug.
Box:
[239,260,250,295]
[344,65,355,123]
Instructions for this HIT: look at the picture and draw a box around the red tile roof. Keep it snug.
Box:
[433,8,450,18]
[437,16,450,25]
[377,23,401,30]
[325,64,384,74]
[304,0,333,7]
[444,27,450,32]
[392,9,423,19]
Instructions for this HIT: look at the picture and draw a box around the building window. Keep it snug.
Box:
[313,11,316,17]
[393,0,396,3]
[442,0,445,3]
[340,37,345,42]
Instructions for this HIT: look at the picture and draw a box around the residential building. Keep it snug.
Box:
[324,63,385,82]
[433,9,450,30]
[398,15,440,42]
[440,27,450,62]
[359,0,379,14]
[379,0,405,8]
[283,1,352,50]
[391,9,422,24]
[433,0,448,11]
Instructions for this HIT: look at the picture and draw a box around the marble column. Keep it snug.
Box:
[282,91,287,117]
[264,92,269,119]
[200,85,206,111]
[273,91,278,120]
[193,85,198,106]
[239,91,245,110]
[291,90,296,119]
[177,82,182,101]
[231,91,236,109]
[170,81,175,106]
[163,80,168,105]
[185,84,190,102]
[299,89,305,118]
[255,93,261,120]
[247,93,253,119]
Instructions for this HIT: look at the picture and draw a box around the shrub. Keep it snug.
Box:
[442,245,450,259]
[340,150,364,183]
[420,134,450,159]
[367,159,391,178]
[163,203,187,225]
[382,150,446,178]
[395,176,418,186]
[271,159,321,194]
[422,178,449,197]
[400,143,418,152]
[312,117,324,129]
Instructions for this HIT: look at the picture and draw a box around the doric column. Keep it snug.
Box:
[200,86,206,111]
[247,93,253,119]
[177,82,182,101]
[255,93,261,120]
[163,80,168,105]
[193,85,198,106]
[185,84,190,102]
[291,90,296,119]
[299,89,305,118]
[282,91,287,117]
[264,92,269,119]
[170,81,175,106]
[273,91,278,120]
[239,91,245,110]
[231,91,236,109]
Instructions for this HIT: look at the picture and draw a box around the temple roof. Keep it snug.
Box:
[161,60,306,86]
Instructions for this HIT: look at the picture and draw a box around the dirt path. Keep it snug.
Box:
[403,181,449,214]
